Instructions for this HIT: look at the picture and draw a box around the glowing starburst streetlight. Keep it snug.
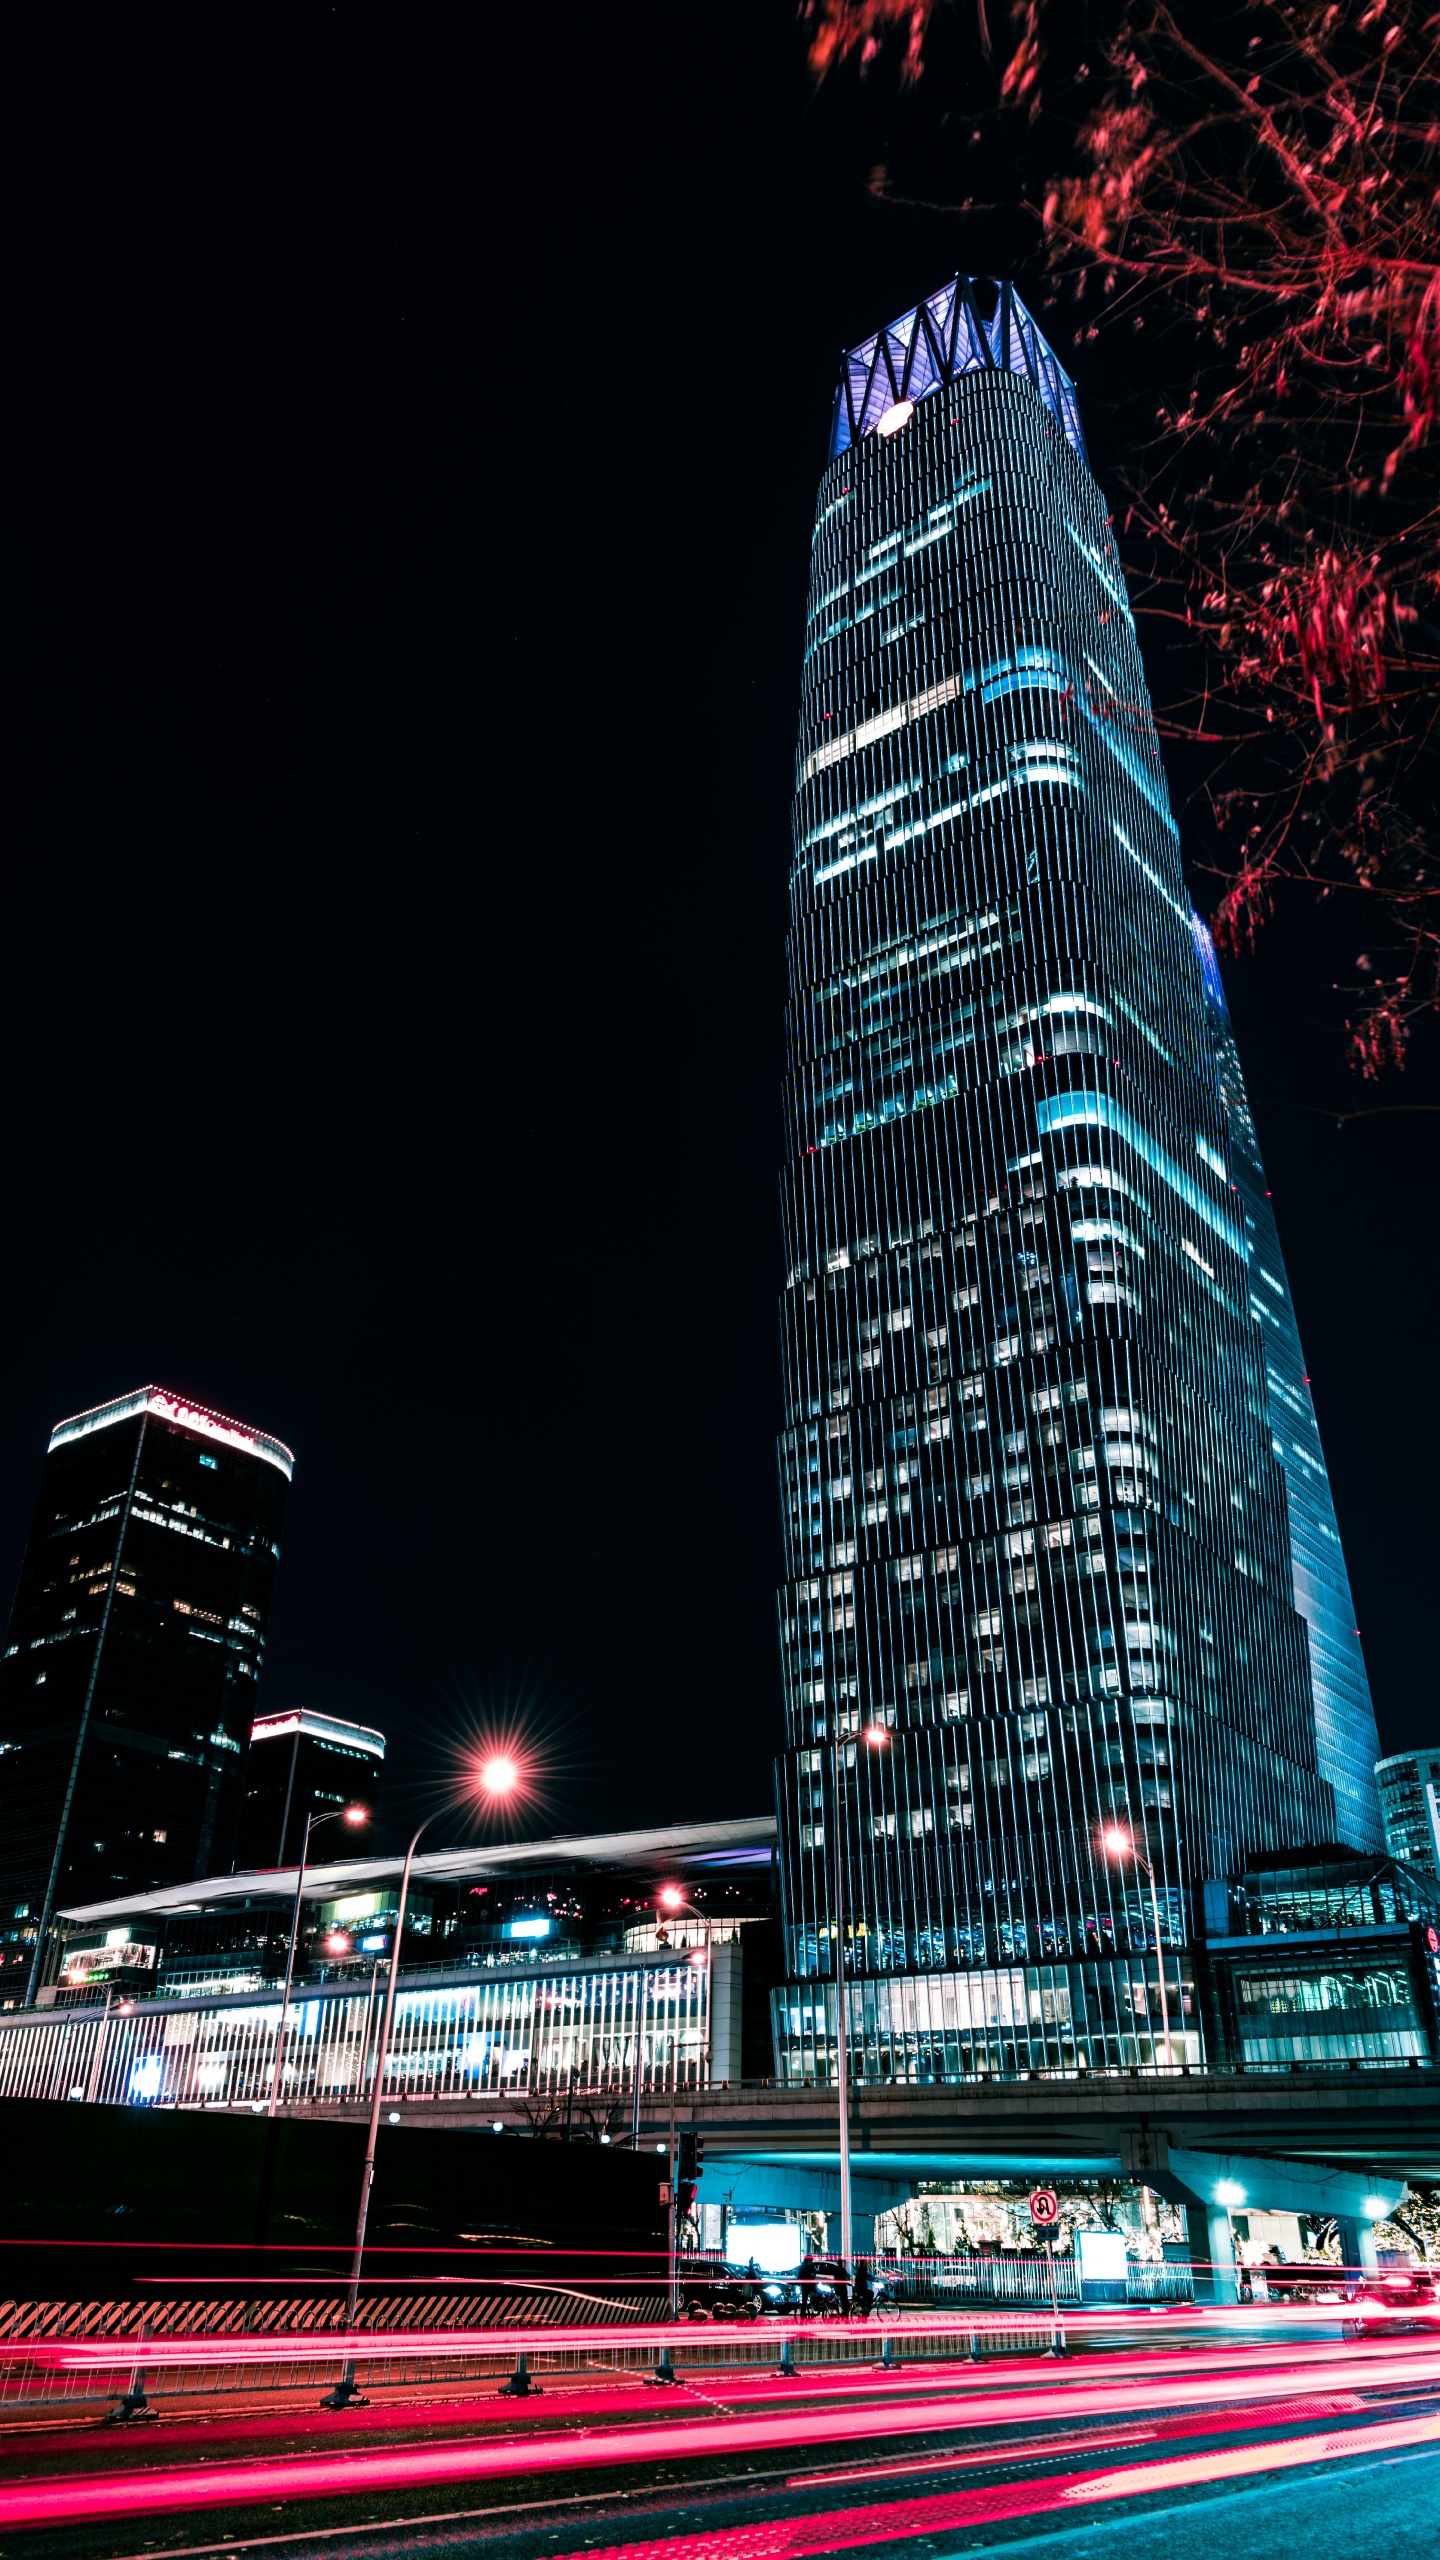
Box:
[325,1747,533,2407]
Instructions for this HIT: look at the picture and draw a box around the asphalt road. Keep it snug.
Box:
[0,2332,1433,2560]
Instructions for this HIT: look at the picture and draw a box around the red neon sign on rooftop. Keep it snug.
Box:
[49,1385,294,1480]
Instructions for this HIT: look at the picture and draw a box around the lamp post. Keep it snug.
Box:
[324,1751,520,2409]
[657,1889,712,2308]
[84,1983,133,2106]
[833,1720,889,2271]
[630,1969,647,2147]
[1103,1825,1173,2068]
[268,1802,370,2117]
[657,1887,713,2078]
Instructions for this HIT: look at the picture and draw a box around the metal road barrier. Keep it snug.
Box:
[0,2309,1078,2414]
[0,2288,669,2347]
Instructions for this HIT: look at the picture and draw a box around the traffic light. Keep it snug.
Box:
[678,2130,704,2182]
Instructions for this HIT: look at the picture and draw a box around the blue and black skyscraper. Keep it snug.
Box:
[0,1387,293,2006]
[1190,914,1381,1859]
[771,279,1383,2083]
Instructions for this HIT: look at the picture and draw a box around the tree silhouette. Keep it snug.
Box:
[803,2,1439,1069]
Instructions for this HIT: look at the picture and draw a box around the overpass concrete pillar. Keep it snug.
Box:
[1335,2216,1379,2280]
[1198,2205,1240,2306]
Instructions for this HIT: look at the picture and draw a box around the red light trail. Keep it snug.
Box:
[0,2337,1434,2533]
[546,2414,1440,2560]
[22,2301,1432,2376]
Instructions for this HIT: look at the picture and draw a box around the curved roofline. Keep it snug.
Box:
[58,1814,778,1922]
[49,1386,295,1480]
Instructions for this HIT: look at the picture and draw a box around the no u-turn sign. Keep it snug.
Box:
[1029,2188,1060,2226]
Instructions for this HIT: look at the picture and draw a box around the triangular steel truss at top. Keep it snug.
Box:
[830,277,1087,464]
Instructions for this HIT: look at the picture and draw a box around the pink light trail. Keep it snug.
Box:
[551,2416,1440,2560]
[0,2347,1435,2532]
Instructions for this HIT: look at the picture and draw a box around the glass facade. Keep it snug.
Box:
[771,277,1365,2084]
[1202,1852,1440,2069]
[0,1956,715,2113]
[7,1819,779,2107]
[1192,917,1383,1850]
[1376,1749,1440,1881]
[0,1388,293,2003]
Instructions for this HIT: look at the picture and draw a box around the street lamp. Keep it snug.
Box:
[324,1750,521,2408]
[83,1982,134,2106]
[268,1803,371,2117]
[834,1719,889,2273]
[656,1886,713,2315]
[657,1886,713,2076]
[1102,1825,1173,2068]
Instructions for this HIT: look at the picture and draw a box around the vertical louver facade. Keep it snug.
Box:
[770,279,1351,2084]
[1191,915,1384,1857]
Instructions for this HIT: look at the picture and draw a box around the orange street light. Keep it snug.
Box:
[1102,1824,1173,2067]
[834,1717,889,2269]
[327,1749,533,2407]
[269,1801,372,2118]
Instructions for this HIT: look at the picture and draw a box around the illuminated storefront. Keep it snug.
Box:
[0,1949,717,2112]
[6,1817,775,2106]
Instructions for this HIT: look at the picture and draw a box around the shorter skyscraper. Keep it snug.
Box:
[0,1387,293,2004]
[1376,1749,1440,1882]
[234,1707,386,1869]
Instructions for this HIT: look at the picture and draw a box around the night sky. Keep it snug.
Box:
[6,13,1435,1856]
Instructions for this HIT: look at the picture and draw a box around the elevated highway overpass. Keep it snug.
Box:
[315,2065,1439,2300]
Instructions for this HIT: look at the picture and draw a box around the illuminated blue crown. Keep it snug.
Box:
[831,276,1086,464]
